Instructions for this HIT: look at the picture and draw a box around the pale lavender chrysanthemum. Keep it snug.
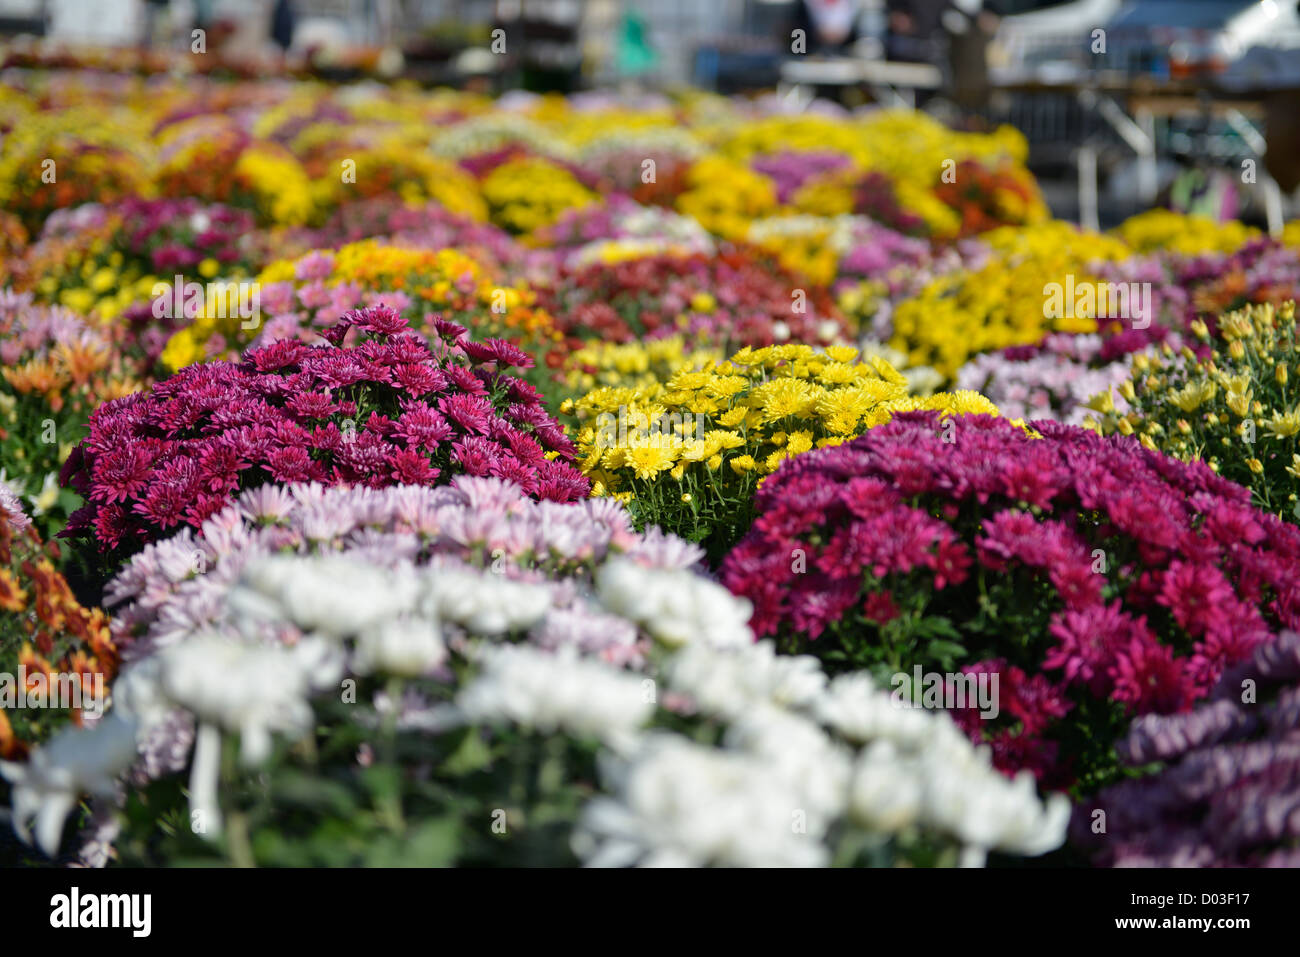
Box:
[239,484,298,524]
[626,526,706,570]
[106,476,706,662]
[0,480,31,531]
[128,709,197,788]
[71,800,122,869]
[442,474,529,513]
[293,249,335,282]
[530,605,645,667]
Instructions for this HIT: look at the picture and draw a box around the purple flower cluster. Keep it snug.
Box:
[535,195,711,256]
[106,475,702,664]
[750,151,852,204]
[114,197,256,274]
[835,218,931,281]
[38,198,256,274]
[720,412,1300,785]
[60,305,589,557]
[0,287,113,367]
[956,332,1179,425]
[1089,238,1300,339]
[1074,630,1300,866]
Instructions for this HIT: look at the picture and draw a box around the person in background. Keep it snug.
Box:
[943,0,1000,111]
[885,0,949,65]
[272,0,296,55]
[193,0,212,32]
[791,0,863,56]
[141,0,170,49]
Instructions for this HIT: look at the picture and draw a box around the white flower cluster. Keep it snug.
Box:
[574,733,828,868]
[577,127,705,163]
[5,547,1069,868]
[595,560,752,650]
[570,641,1072,868]
[430,114,573,160]
[0,628,343,855]
[568,202,716,267]
[3,550,746,856]
[457,645,653,745]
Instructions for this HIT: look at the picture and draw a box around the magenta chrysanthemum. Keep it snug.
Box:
[719,412,1300,788]
[61,306,589,559]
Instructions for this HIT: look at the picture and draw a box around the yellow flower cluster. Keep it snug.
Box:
[305,134,488,221]
[1088,301,1300,517]
[572,238,705,268]
[893,180,967,238]
[710,110,1028,192]
[1283,220,1300,249]
[568,344,998,524]
[675,157,778,241]
[713,114,878,168]
[480,157,597,237]
[746,216,841,286]
[0,108,154,231]
[162,240,555,369]
[559,109,684,148]
[557,336,725,400]
[232,145,317,226]
[1112,210,1260,256]
[25,237,163,322]
[836,279,889,334]
[890,222,1131,378]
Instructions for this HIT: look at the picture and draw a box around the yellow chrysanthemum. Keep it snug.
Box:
[625,444,677,480]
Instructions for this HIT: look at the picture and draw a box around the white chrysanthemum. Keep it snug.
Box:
[573,733,827,868]
[156,633,339,765]
[0,714,139,856]
[595,560,752,649]
[149,632,343,840]
[234,553,419,638]
[423,565,553,634]
[723,706,851,832]
[813,671,934,747]
[839,706,1070,859]
[456,644,653,743]
[914,717,1072,858]
[848,740,924,832]
[352,615,447,677]
[664,640,826,719]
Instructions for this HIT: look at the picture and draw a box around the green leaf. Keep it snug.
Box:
[402,818,460,866]
[442,727,494,776]
[924,639,968,664]
[358,764,402,803]
[269,769,357,816]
